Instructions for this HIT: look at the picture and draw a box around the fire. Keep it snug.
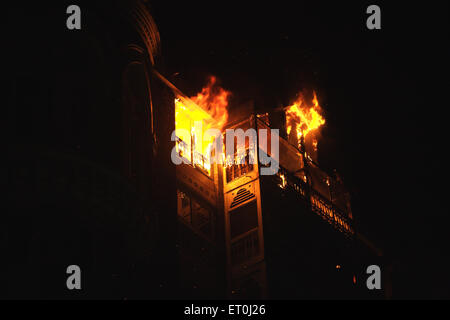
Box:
[174,76,230,173]
[285,91,325,145]
[190,76,230,131]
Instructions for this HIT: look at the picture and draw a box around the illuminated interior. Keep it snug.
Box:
[174,97,215,173]
[174,77,230,174]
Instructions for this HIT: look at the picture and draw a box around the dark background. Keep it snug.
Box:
[150,1,449,298]
[6,0,449,299]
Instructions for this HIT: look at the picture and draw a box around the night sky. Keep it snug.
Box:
[151,1,449,298]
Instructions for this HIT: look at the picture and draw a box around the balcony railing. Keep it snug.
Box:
[273,165,354,237]
[225,148,254,183]
[310,189,354,236]
[175,136,211,175]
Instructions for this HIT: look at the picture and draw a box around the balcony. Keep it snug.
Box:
[224,116,354,236]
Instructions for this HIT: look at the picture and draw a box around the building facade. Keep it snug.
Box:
[169,90,387,299]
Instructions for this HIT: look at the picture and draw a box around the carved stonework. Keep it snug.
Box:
[127,1,161,65]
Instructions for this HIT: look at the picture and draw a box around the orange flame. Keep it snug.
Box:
[174,76,230,172]
[190,76,230,131]
[285,91,325,144]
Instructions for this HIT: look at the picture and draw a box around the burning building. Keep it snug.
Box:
[5,0,388,299]
[155,71,388,299]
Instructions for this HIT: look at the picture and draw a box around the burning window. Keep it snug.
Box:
[174,77,230,174]
[285,91,325,150]
[174,97,214,173]
[225,149,254,183]
[223,134,256,183]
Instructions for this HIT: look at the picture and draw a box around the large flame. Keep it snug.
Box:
[285,91,325,145]
[190,76,230,131]
[175,76,230,173]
